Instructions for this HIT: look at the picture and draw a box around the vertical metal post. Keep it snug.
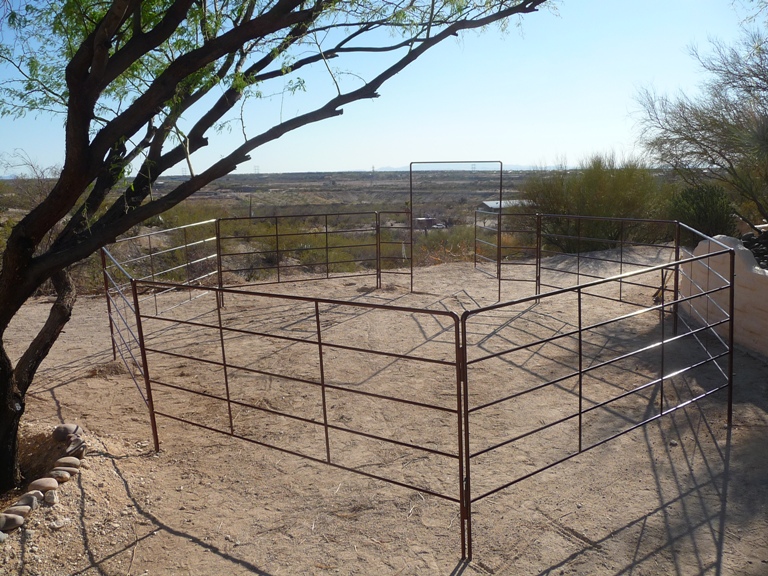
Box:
[460,315,473,559]
[702,241,712,349]
[215,287,235,435]
[660,279,666,416]
[673,223,681,336]
[473,210,478,269]
[100,249,118,362]
[131,280,160,452]
[497,211,502,302]
[325,214,330,279]
[497,164,504,302]
[375,212,382,289]
[577,288,583,452]
[727,250,735,429]
[536,214,542,298]
[452,317,467,558]
[409,167,414,294]
[315,302,332,463]
[215,219,225,308]
[619,220,625,301]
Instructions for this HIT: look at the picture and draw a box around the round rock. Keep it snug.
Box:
[54,456,81,469]
[49,469,71,483]
[44,490,59,505]
[0,513,24,532]
[66,440,87,458]
[52,423,81,442]
[3,505,31,518]
[28,477,59,493]
[52,466,79,477]
[14,490,44,509]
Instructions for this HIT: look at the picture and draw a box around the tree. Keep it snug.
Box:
[668,184,737,244]
[638,28,768,228]
[0,0,552,490]
[521,154,666,252]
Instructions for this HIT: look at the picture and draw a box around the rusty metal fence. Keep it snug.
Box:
[216,211,412,291]
[459,239,734,557]
[100,220,220,402]
[474,213,683,302]
[103,217,735,561]
[130,282,471,553]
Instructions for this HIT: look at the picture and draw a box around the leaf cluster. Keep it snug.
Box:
[0,0,553,335]
[522,154,668,252]
[668,183,737,245]
[638,28,768,227]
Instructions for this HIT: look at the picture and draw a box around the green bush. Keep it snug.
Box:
[413,225,475,266]
[522,154,668,252]
[668,184,736,245]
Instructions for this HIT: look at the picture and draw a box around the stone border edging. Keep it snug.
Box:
[0,423,88,541]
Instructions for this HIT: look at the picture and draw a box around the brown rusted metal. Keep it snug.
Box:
[216,212,411,291]
[101,249,118,362]
[131,280,160,452]
[132,278,464,502]
[461,242,734,513]
[103,211,735,563]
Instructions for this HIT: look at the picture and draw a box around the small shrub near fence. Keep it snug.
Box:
[412,225,475,265]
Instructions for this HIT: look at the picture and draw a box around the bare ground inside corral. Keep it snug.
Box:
[2,262,767,576]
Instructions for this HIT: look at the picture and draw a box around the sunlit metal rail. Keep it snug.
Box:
[102,214,734,561]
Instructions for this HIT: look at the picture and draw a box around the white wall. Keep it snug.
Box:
[679,235,768,358]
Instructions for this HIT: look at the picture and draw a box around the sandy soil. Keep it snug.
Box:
[1,262,767,576]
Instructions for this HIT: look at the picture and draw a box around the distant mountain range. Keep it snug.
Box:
[376,163,551,172]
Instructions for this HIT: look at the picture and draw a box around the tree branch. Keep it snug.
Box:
[14,269,76,395]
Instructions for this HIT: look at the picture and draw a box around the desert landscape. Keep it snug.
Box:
[1,259,767,575]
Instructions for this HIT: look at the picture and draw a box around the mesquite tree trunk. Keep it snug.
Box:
[0,271,76,492]
[0,352,24,490]
[0,0,551,493]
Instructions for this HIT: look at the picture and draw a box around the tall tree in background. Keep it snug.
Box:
[638,26,768,228]
[0,0,552,490]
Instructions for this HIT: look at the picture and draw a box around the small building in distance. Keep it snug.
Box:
[414,217,437,229]
[479,199,529,213]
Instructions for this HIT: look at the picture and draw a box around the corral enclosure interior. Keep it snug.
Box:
[101,166,734,561]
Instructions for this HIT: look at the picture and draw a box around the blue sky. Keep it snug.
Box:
[0,0,751,175]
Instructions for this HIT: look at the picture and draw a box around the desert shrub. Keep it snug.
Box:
[413,225,475,266]
[668,184,737,245]
[327,249,359,273]
[219,215,382,278]
[522,154,667,252]
[378,226,411,269]
[0,218,14,262]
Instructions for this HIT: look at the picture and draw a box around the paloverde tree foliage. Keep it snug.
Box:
[521,154,666,253]
[0,0,551,490]
[638,27,768,228]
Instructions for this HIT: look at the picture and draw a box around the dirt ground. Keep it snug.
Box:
[1,262,767,575]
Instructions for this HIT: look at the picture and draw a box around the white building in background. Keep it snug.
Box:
[479,199,530,213]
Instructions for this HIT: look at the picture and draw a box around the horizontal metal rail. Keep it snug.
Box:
[104,207,734,563]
